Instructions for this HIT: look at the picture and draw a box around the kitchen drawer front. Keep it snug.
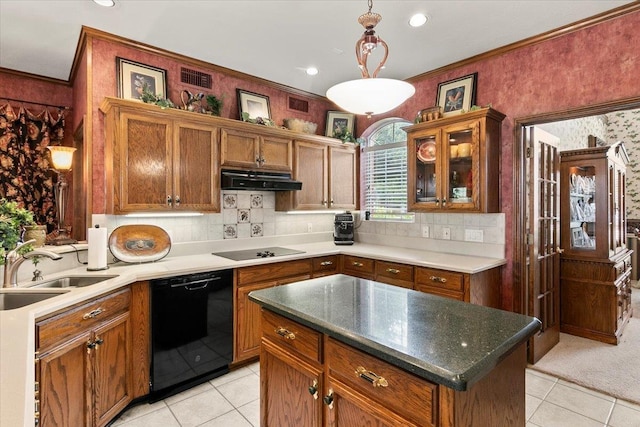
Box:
[414,284,464,302]
[262,309,322,364]
[416,267,464,293]
[614,255,631,281]
[237,259,313,285]
[313,255,339,277]
[326,337,437,427]
[36,287,131,350]
[342,255,375,278]
[375,261,414,289]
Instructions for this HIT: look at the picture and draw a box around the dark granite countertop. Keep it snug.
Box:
[249,274,541,391]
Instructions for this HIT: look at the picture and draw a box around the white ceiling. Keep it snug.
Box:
[0,0,633,96]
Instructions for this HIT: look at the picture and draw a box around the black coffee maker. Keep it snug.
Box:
[334,212,354,245]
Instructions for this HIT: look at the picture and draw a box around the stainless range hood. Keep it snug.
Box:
[221,169,302,191]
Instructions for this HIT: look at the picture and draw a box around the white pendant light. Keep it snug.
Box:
[326,0,415,117]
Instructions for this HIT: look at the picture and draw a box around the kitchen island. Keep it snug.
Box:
[249,274,540,426]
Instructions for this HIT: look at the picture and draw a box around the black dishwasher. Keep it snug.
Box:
[150,269,233,401]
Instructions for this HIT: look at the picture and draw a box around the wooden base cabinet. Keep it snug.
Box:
[260,310,528,427]
[35,288,133,427]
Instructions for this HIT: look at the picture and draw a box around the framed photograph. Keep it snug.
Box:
[237,89,271,120]
[116,57,167,101]
[436,72,478,117]
[571,227,584,247]
[325,111,355,138]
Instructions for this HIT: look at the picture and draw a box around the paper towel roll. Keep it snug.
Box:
[87,226,108,270]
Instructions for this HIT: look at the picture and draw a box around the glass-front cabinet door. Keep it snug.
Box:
[567,165,596,251]
[444,124,477,209]
[414,133,438,208]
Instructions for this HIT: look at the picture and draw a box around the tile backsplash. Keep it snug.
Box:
[94,191,505,258]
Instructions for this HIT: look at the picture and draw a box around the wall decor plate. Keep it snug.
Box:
[417,140,436,162]
[109,224,171,263]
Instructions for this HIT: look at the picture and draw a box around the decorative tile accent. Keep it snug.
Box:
[251,194,263,208]
[223,194,237,209]
[223,224,237,239]
[237,209,250,223]
[251,223,263,237]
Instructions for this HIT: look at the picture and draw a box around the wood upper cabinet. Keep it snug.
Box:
[276,140,357,211]
[220,127,292,172]
[101,97,220,213]
[405,108,505,212]
[36,288,133,427]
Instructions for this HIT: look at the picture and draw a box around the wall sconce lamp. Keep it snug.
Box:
[326,0,415,117]
[47,145,77,245]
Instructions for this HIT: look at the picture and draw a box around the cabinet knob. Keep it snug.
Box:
[175,195,181,207]
[323,389,334,409]
[355,366,389,388]
[167,195,172,206]
[556,246,565,254]
[429,276,447,283]
[82,307,104,320]
[275,327,296,340]
[308,379,319,400]
[385,268,400,274]
[322,200,328,205]
[352,262,364,267]
[320,261,333,266]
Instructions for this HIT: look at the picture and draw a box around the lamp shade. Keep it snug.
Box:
[47,146,76,171]
[326,78,415,116]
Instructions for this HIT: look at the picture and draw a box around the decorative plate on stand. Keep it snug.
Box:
[417,140,436,162]
[108,224,171,263]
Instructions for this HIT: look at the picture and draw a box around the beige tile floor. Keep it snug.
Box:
[111,362,640,426]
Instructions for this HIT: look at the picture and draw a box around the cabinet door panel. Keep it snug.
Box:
[39,332,92,427]
[262,136,293,172]
[117,113,172,212]
[330,147,357,209]
[93,313,132,427]
[220,128,260,169]
[174,124,220,211]
[261,342,323,427]
[294,142,328,209]
[236,281,278,362]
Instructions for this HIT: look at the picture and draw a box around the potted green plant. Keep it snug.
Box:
[0,198,35,264]
[205,94,224,116]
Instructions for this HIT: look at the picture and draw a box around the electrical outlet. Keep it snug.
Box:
[422,225,430,238]
[442,227,451,240]
[465,229,484,242]
[307,223,313,232]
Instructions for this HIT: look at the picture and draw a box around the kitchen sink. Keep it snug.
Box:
[29,275,119,289]
[0,291,68,310]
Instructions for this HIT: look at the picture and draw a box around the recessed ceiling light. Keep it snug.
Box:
[93,0,115,7]
[409,13,428,27]
[306,67,319,76]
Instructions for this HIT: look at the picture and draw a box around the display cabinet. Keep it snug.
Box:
[405,107,505,212]
[559,142,633,344]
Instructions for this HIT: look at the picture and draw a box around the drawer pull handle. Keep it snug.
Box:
[386,268,400,274]
[355,366,389,388]
[275,327,296,340]
[430,276,447,283]
[82,308,104,320]
[320,261,333,266]
[308,379,319,399]
[323,389,334,409]
[352,262,364,267]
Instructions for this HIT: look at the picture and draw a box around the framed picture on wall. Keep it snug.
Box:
[325,111,355,139]
[237,89,271,120]
[436,72,477,117]
[116,57,167,101]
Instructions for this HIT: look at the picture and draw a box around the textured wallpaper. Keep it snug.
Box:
[607,109,640,217]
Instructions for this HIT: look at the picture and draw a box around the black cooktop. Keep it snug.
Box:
[212,246,305,261]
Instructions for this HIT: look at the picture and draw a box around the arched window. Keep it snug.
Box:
[361,118,412,214]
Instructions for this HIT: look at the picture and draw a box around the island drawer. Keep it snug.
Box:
[313,255,339,277]
[375,261,414,289]
[262,309,322,364]
[342,255,375,279]
[415,266,464,292]
[326,337,437,427]
[36,287,131,350]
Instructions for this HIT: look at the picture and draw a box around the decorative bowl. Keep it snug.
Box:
[283,118,318,134]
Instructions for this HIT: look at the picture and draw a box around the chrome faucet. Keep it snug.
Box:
[3,240,62,287]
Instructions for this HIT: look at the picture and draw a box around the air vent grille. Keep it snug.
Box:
[288,96,309,113]
[180,68,212,89]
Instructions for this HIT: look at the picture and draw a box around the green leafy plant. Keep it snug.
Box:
[332,128,357,144]
[204,94,224,116]
[241,112,276,127]
[0,198,35,264]
[140,83,175,109]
